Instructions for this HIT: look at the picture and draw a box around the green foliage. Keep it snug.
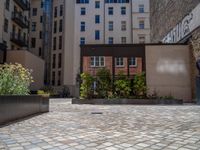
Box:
[96,68,111,98]
[0,63,33,95]
[80,72,94,99]
[133,72,147,98]
[114,71,131,98]
[41,85,55,96]
[37,90,50,97]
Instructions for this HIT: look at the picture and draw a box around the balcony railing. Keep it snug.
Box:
[12,12,29,28]
[13,0,30,10]
[10,32,28,47]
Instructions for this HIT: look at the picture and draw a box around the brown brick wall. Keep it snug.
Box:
[83,56,143,76]
[150,0,200,43]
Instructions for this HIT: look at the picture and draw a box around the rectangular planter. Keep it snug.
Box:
[0,95,49,126]
[72,98,183,105]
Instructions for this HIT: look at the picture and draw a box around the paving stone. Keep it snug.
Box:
[0,99,200,150]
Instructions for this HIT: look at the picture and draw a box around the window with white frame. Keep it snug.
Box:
[121,21,126,31]
[116,57,124,67]
[90,56,105,67]
[139,4,144,13]
[139,35,145,43]
[129,57,137,67]
[139,20,145,29]
[108,21,113,31]
[121,37,126,44]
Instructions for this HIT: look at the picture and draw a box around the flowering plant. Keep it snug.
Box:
[0,63,34,95]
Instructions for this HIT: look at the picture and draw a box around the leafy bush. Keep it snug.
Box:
[0,63,33,95]
[133,72,147,98]
[114,71,131,98]
[96,68,111,98]
[37,90,50,97]
[80,73,94,99]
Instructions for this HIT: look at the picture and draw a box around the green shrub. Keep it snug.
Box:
[96,68,111,98]
[37,90,50,97]
[114,71,131,98]
[80,72,94,99]
[133,72,147,98]
[0,63,33,95]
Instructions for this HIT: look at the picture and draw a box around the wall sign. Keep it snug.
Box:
[162,3,200,43]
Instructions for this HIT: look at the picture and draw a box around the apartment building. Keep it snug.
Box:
[51,0,64,89]
[29,0,52,85]
[0,0,29,51]
[0,0,45,90]
[50,0,150,96]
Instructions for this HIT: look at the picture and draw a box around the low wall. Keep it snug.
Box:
[0,96,49,126]
[72,99,183,105]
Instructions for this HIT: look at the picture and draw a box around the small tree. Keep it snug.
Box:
[96,68,111,98]
[133,72,147,98]
[0,63,33,95]
[191,35,200,60]
[114,71,131,98]
[80,72,94,99]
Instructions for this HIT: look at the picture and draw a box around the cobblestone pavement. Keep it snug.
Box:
[1,99,200,150]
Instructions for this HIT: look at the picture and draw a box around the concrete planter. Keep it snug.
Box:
[0,95,49,125]
[72,98,183,105]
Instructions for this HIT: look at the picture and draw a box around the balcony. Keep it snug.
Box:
[10,32,28,47]
[12,11,29,28]
[13,0,30,10]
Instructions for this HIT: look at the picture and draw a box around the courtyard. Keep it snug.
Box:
[0,99,200,150]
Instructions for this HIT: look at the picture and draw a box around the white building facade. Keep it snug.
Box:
[51,0,150,96]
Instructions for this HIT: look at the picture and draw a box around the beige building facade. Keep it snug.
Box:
[51,0,150,96]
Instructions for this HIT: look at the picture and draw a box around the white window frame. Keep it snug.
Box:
[90,56,105,67]
[115,57,124,67]
[129,57,137,67]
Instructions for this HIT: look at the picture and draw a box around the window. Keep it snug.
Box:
[52,54,56,69]
[52,71,55,86]
[80,37,85,45]
[59,36,62,49]
[32,22,36,31]
[139,36,145,43]
[95,15,100,24]
[129,57,137,67]
[54,7,57,17]
[76,0,89,3]
[54,21,57,33]
[108,37,113,44]
[53,37,56,50]
[108,21,113,31]
[59,19,63,32]
[31,38,36,48]
[121,37,126,44]
[4,19,8,33]
[57,71,61,86]
[95,1,100,8]
[95,30,100,40]
[60,5,63,16]
[39,47,42,57]
[40,16,43,23]
[116,57,124,67]
[32,8,37,16]
[121,7,126,15]
[90,56,105,67]
[81,8,86,15]
[139,4,144,13]
[80,22,85,32]
[5,0,10,10]
[41,1,44,8]
[121,21,126,31]
[105,0,129,3]
[108,7,113,15]
[139,20,145,29]
[58,53,62,68]
[39,31,42,39]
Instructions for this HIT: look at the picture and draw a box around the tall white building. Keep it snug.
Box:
[51,0,150,96]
